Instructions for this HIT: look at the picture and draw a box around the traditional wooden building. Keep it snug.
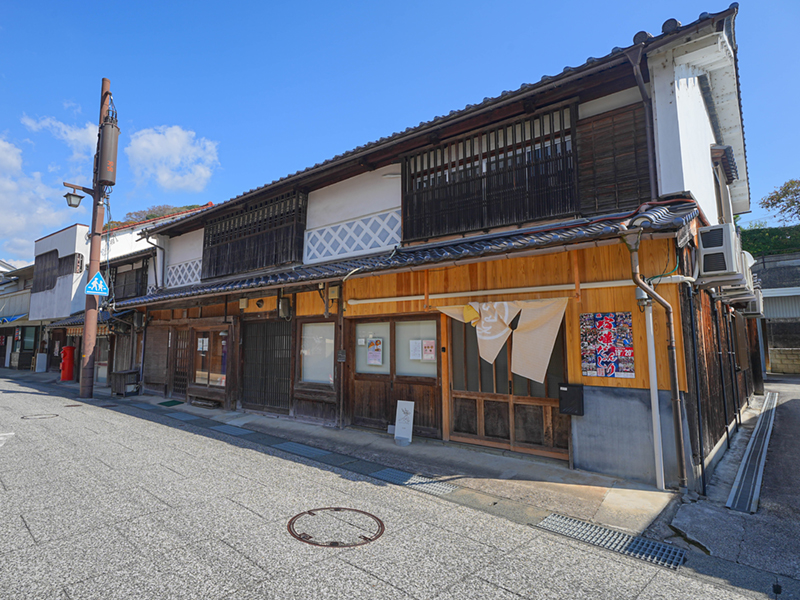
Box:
[116,5,758,491]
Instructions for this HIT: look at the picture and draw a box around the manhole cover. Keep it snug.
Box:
[21,414,58,420]
[288,507,384,548]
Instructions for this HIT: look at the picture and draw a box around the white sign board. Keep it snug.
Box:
[394,400,414,446]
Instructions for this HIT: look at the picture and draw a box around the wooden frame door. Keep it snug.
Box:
[348,315,442,438]
[448,318,569,459]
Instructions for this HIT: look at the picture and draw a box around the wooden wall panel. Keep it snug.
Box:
[243,296,277,313]
[295,290,338,317]
[343,238,687,392]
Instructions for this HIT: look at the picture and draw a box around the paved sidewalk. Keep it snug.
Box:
[0,376,776,599]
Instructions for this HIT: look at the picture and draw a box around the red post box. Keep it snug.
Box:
[60,346,76,382]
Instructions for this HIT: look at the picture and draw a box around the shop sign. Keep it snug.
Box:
[14,327,21,341]
[580,312,635,378]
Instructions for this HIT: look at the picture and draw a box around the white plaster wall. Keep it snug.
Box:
[34,224,89,257]
[167,229,204,266]
[674,64,719,223]
[306,165,401,230]
[650,49,686,200]
[578,87,642,120]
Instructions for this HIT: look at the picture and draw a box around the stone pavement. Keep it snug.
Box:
[0,375,788,599]
[658,374,800,598]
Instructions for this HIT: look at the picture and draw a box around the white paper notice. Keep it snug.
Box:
[394,400,415,445]
[409,339,422,360]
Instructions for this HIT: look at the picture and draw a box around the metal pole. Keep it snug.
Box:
[688,286,707,496]
[79,78,111,398]
[712,300,731,449]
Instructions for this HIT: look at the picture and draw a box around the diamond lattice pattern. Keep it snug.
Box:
[304,210,401,264]
[166,259,201,288]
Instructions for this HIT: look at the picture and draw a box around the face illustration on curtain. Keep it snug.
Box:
[438,298,568,383]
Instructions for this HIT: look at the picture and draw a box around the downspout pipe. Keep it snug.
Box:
[687,284,707,496]
[625,44,659,201]
[623,230,688,491]
[144,232,165,290]
[711,299,731,449]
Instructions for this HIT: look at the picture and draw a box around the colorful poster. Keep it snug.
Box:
[422,340,436,362]
[580,312,635,378]
[367,338,383,366]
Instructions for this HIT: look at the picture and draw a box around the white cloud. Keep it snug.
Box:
[0,138,23,174]
[2,258,30,269]
[0,137,81,264]
[125,125,218,192]
[21,114,97,161]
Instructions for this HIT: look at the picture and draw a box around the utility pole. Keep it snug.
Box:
[64,78,118,398]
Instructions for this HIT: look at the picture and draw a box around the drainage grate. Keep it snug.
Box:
[208,424,251,436]
[21,414,58,420]
[131,403,157,411]
[165,412,201,422]
[727,392,778,514]
[288,507,384,548]
[371,468,458,497]
[535,514,685,570]
[274,441,331,459]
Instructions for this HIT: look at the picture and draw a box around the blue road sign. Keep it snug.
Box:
[85,272,109,296]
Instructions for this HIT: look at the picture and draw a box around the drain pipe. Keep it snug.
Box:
[712,299,731,449]
[144,232,165,290]
[687,284,707,496]
[725,308,742,431]
[623,229,687,491]
[625,44,659,201]
[637,286,666,490]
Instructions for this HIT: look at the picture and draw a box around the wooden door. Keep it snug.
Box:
[143,326,169,395]
[170,328,191,398]
[242,320,292,412]
[349,317,441,438]
[448,318,569,460]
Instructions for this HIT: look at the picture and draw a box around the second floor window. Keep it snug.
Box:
[202,190,307,279]
[402,104,577,242]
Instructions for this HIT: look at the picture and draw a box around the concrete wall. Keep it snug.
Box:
[571,386,695,490]
[306,165,401,230]
[769,348,800,374]
[29,224,90,321]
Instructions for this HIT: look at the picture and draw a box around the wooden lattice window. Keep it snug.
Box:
[202,190,307,279]
[402,104,578,242]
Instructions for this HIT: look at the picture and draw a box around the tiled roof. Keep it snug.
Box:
[48,310,132,328]
[144,5,738,238]
[103,203,213,234]
[105,248,156,266]
[114,200,700,309]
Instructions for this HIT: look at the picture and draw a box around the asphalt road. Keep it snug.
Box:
[0,377,767,599]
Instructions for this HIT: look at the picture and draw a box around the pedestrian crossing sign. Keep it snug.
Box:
[85,272,109,296]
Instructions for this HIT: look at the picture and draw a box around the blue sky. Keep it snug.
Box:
[0,1,797,266]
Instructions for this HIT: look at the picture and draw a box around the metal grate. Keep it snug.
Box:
[371,468,458,497]
[274,441,332,459]
[536,514,685,570]
[727,392,778,513]
[165,412,201,422]
[209,424,252,436]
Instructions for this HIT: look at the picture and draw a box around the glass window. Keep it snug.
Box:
[395,320,437,377]
[22,327,36,351]
[194,330,227,388]
[301,322,335,384]
[355,322,391,375]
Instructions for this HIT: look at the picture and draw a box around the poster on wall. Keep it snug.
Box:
[580,312,635,378]
[409,339,422,360]
[421,340,436,362]
[367,338,383,366]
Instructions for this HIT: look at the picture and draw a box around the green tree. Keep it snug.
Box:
[760,179,800,224]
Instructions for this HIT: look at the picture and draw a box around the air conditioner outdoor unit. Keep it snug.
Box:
[695,223,746,288]
[742,289,764,317]
[698,223,740,276]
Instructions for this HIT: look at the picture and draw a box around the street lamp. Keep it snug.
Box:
[64,192,84,208]
[61,78,120,399]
